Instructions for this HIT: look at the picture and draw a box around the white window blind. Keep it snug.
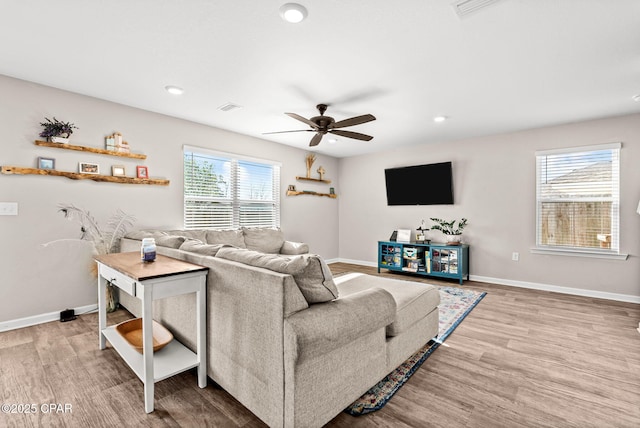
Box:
[535,143,621,253]
[184,146,280,229]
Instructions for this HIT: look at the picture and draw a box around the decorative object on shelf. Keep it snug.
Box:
[136,165,149,179]
[39,117,78,143]
[305,153,316,178]
[112,165,125,176]
[45,203,136,312]
[396,229,411,243]
[79,162,99,174]
[430,217,468,245]
[317,165,326,181]
[105,132,130,153]
[416,219,428,243]
[329,187,335,195]
[115,318,173,354]
[288,184,296,191]
[37,157,55,170]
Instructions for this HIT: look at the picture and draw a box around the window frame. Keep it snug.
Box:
[183,145,281,230]
[533,142,627,260]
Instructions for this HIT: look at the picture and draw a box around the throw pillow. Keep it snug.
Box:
[294,255,339,304]
[216,247,338,304]
[242,227,285,254]
[206,229,246,248]
[179,239,229,257]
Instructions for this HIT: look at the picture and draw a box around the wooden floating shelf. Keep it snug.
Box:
[35,140,147,160]
[295,176,331,184]
[287,190,336,199]
[1,166,169,186]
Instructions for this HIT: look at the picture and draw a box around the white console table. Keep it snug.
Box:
[95,252,208,413]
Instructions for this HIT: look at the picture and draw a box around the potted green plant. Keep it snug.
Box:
[430,217,468,245]
[39,117,78,143]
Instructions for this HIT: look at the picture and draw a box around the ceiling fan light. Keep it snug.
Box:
[280,3,307,23]
[328,138,338,144]
[433,115,448,123]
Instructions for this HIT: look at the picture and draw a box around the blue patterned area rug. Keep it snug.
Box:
[345,286,486,416]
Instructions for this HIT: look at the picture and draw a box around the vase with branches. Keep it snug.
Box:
[53,203,135,312]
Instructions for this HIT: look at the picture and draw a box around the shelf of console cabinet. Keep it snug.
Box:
[1,166,169,186]
[295,176,332,184]
[35,140,147,160]
[287,190,336,198]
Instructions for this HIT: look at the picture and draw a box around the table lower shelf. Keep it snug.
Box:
[102,325,198,383]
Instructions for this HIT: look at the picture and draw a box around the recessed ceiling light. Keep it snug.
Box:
[433,115,448,123]
[164,85,184,95]
[279,3,308,23]
[633,94,640,102]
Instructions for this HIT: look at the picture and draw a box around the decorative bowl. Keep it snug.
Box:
[115,318,173,353]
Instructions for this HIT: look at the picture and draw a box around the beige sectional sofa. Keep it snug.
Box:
[118,228,440,428]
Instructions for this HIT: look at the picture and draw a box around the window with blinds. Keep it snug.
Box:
[535,143,620,253]
[184,146,280,229]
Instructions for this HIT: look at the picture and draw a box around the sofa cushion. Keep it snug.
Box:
[242,227,284,254]
[206,229,246,248]
[335,273,440,336]
[155,235,187,249]
[216,247,307,274]
[215,248,338,304]
[179,239,229,256]
[166,229,208,242]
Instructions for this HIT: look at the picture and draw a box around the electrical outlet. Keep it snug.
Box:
[0,202,18,216]
[512,252,519,261]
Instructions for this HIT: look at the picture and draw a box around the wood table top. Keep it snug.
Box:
[95,252,208,281]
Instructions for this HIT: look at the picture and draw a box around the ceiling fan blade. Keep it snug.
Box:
[332,114,376,129]
[329,129,374,141]
[309,133,323,146]
[262,130,312,135]
[285,112,319,129]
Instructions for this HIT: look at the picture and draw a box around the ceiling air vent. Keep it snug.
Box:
[217,102,243,112]
[453,0,504,18]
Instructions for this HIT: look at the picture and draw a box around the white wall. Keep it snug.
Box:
[0,75,339,323]
[338,114,640,299]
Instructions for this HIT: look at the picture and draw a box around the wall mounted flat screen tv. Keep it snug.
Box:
[385,161,454,205]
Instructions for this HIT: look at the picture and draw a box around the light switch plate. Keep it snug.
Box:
[0,202,18,215]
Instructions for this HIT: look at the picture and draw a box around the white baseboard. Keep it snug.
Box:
[0,303,98,333]
[330,258,640,304]
[332,258,378,268]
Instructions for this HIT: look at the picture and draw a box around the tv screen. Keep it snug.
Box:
[385,162,454,205]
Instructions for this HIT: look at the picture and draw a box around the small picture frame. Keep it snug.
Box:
[79,162,99,174]
[329,187,335,195]
[111,165,126,176]
[136,165,149,179]
[38,157,55,170]
[288,184,296,191]
[396,229,411,243]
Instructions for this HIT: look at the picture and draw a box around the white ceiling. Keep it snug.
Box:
[2,0,639,158]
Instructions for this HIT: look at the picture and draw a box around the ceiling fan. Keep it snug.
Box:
[264,104,376,146]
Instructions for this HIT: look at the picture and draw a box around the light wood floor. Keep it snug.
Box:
[1,263,639,427]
